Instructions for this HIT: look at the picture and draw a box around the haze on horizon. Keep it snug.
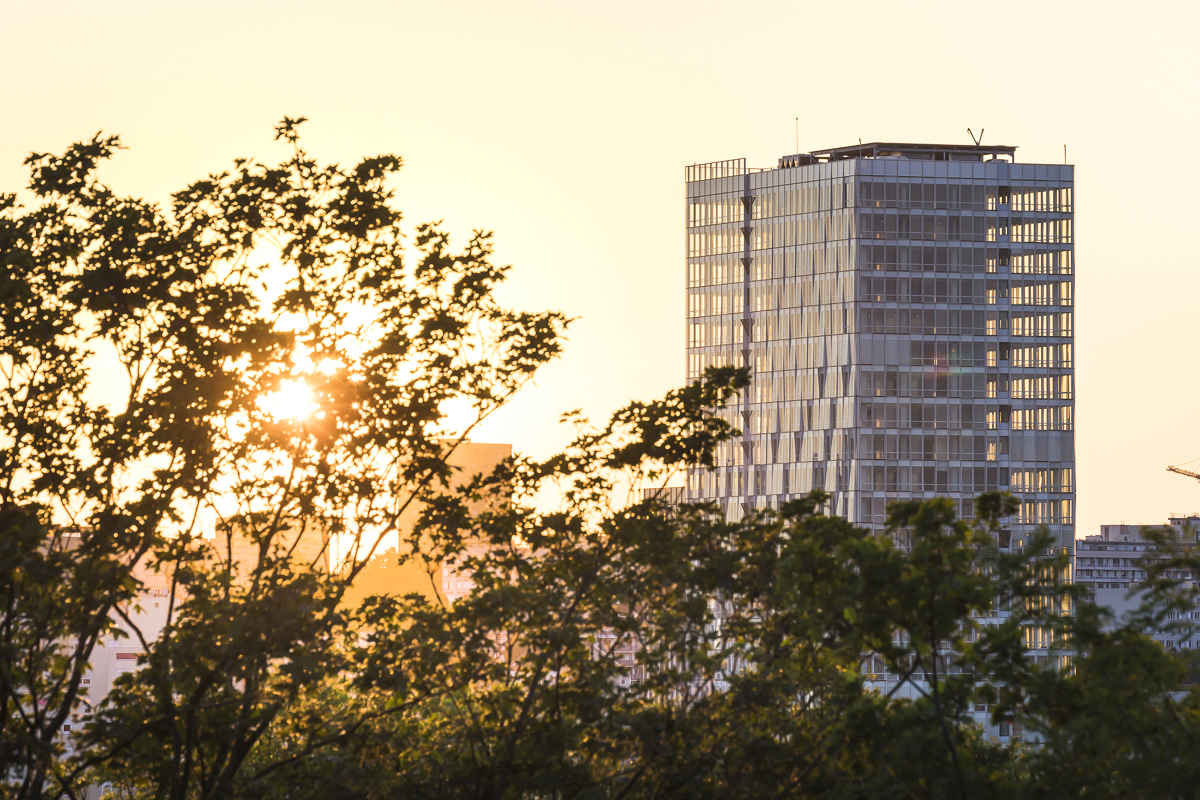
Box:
[2,0,1197,539]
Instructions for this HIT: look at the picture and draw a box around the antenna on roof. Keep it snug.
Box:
[967,128,984,146]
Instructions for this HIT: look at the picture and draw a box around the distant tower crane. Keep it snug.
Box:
[1167,464,1200,482]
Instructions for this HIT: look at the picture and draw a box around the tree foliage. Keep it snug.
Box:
[3,124,1200,800]
[0,117,567,798]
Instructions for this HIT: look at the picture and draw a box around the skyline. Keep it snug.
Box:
[3,0,1198,537]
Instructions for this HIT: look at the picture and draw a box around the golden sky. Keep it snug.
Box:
[2,0,1198,538]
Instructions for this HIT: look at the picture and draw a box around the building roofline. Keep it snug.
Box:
[810,142,1017,159]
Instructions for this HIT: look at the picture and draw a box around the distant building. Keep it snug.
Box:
[1078,514,1200,649]
[438,441,513,605]
[60,443,514,760]
[334,441,513,610]
[640,486,685,517]
[684,143,1075,553]
[207,520,330,585]
[70,522,330,706]
[54,529,173,722]
[641,486,686,504]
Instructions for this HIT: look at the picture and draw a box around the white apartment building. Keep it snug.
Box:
[1077,514,1200,649]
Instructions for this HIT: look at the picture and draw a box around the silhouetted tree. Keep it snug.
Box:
[0,118,568,798]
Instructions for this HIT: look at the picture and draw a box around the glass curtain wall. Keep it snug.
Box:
[686,154,1074,551]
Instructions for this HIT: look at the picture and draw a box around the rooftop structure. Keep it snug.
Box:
[807,142,1017,163]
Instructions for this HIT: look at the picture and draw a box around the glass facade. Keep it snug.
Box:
[685,145,1075,551]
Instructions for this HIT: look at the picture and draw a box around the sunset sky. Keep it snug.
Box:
[3,0,1198,537]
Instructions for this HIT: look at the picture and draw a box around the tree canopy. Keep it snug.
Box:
[2,122,1200,800]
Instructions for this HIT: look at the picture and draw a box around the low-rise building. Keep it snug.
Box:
[1077,514,1200,649]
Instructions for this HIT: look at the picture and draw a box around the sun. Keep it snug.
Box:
[259,379,318,421]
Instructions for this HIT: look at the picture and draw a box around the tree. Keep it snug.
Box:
[1017,525,1200,799]
[185,454,1079,800]
[0,117,567,798]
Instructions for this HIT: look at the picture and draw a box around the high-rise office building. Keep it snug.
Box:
[684,142,1074,551]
